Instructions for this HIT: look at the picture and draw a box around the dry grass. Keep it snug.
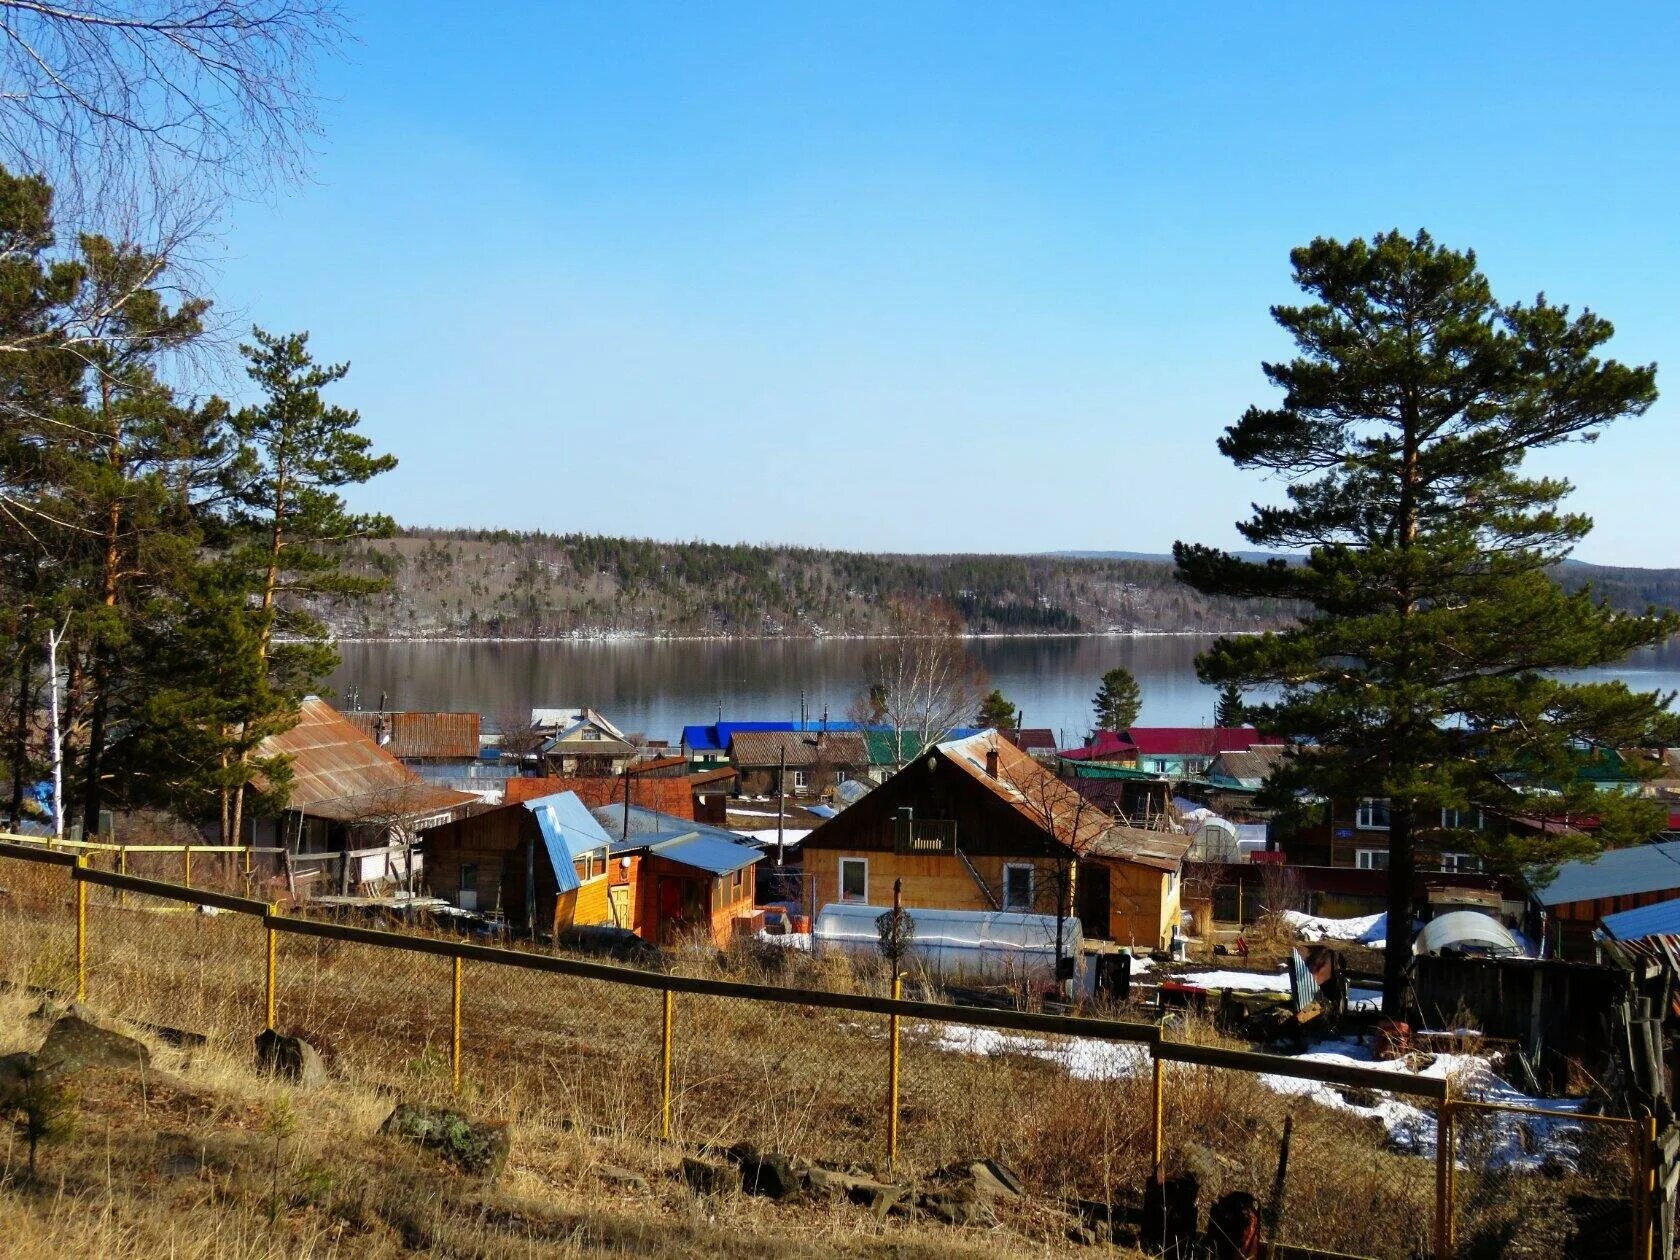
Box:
[0,856,1642,1259]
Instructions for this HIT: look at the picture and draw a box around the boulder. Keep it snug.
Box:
[255,1030,326,1087]
[725,1143,802,1201]
[681,1156,735,1196]
[595,1164,650,1193]
[0,1050,33,1092]
[933,1157,1024,1199]
[38,1013,149,1073]
[380,1103,508,1176]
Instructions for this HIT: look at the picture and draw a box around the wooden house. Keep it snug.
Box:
[801,732,1188,949]
[1533,839,1680,959]
[729,729,867,798]
[532,708,637,777]
[421,789,616,936]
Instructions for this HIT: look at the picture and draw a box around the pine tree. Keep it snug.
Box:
[1174,230,1680,1012]
[223,328,396,841]
[1213,683,1245,728]
[1092,666,1142,734]
[975,688,1018,731]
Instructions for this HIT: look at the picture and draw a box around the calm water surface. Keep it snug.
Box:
[328,637,1680,745]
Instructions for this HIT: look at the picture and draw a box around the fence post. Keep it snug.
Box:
[117,847,127,909]
[73,855,87,1002]
[1434,1084,1453,1259]
[451,954,463,1095]
[1634,1109,1656,1260]
[660,987,674,1140]
[182,845,192,888]
[886,975,902,1171]
[264,905,278,1031]
[1151,1047,1165,1178]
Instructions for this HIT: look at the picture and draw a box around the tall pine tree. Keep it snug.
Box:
[1092,666,1142,735]
[1175,231,1680,1011]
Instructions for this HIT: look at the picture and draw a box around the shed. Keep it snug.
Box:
[632,829,762,947]
[1532,840,1680,958]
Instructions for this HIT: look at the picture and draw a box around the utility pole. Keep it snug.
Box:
[776,742,787,867]
[621,762,632,842]
[47,619,67,840]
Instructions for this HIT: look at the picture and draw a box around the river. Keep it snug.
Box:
[326,637,1680,746]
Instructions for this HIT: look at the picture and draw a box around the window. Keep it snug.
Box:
[1440,852,1483,874]
[1355,799,1390,830]
[793,768,810,791]
[1441,808,1484,831]
[1355,849,1389,871]
[1003,863,1035,911]
[458,862,479,911]
[840,857,868,903]
[732,868,745,895]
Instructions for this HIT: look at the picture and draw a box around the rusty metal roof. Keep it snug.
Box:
[936,733,1115,854]
[729,729,868,768]
[1084,824,1193,872]
[259,699,477,824]
[344,711,481,760]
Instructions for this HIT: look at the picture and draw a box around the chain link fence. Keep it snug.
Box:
[0,840,1663,1259]
[1448,1100,1642,1258]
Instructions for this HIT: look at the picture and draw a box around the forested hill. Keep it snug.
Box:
[319,529,1302,639]
[316,531,1680,640]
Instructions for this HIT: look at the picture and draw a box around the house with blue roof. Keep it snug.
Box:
[1532,839,1680,959]
[421,789,617,935]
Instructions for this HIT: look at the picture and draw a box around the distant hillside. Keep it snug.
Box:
[317,529,1301,639]
[314,531,1680,640]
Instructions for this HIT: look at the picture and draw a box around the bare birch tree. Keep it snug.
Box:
[848,597,985,770]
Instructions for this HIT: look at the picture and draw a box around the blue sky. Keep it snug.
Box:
[215,2,1680,564]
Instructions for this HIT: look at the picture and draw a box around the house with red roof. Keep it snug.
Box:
[1060,727,1284,779]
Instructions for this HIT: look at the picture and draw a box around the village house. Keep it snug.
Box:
[729,729,868,798]
[343,708,516,796]
[421,789,617,934]
[531,708,637,776]
[1002,727,1060,761]
[801,731,1187,950]
[244,697,479,894]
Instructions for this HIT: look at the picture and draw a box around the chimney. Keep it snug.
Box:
[986,746,1000,778]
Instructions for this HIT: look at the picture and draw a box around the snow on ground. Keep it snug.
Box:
[1171,967,1291,992]
[727,808,793,818]
[1262,1038,1583,1168]
[754,930,812,950]
[919,1023,1152,1081]
[1280,910,1387,947]
[734,828,813,847]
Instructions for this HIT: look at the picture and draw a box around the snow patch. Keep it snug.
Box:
[1281,910,1387,948]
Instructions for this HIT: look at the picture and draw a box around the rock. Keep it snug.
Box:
[725,1143,801,1200]
[803,1167,907,1215]
[933,1157,1025,1199]
[1066,1222,1103,1246]
[595,1164,649,1193]
[380,1103,508,1176]
[681,1156,735,1196]
[919,1186,997,1228]
[38,1013,149,1073]
[255,1029,326,1087]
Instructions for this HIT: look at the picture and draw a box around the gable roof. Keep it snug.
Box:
[645,830,762,876]
[591,803,742,845]
[1125,727,1284,756]
[1206,744,1293,789]
[256,698,477,824]
[1533,840,1680,908]
[936,731,1113,853]
[1003,728,1058,754]
[1060,730,1137,761]
[1085,824,1193,873]
[344,711,481,760]
[729,729,868,769]
[521,790,614,894]
[531,708,628,741]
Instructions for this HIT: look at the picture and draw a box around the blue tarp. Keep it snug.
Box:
[522,790,613,894]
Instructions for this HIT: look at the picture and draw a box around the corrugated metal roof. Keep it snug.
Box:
[1085,824,1193,872]
[648,831,762,876]
[936,732,1113,853]
[729,729,868,769]
[1600,897,1680,941]
[523,790,613,895]
[1126,727,1285,756]
[344,711,480,760]
[531,708,628,740]
[590,803,740,845]
[1534,840,1680,907]
[257,698,476,823]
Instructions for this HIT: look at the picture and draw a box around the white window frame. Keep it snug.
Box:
[1440,808,1484,831]
[1002,862,1035,911]
[1440,851,1483,874]
[839,857,868,903]
[1355,849,1389,871]
[793,768,810,791]
[1355,798,1390,831]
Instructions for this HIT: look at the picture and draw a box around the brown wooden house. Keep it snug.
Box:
[802,732,1186,948]
[730,729,868,798]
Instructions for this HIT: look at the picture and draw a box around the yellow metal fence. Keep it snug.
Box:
[0,839,1656,1259]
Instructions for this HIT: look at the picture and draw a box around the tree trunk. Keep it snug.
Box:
[1382,805,1414,1018]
